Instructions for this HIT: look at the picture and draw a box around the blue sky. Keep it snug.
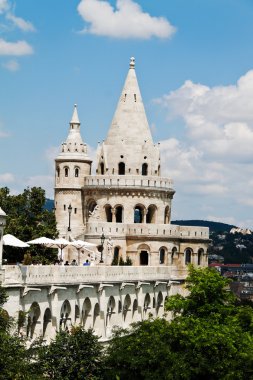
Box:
[1,0,253,228]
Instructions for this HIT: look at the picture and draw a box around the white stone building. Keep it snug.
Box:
[0,58,209,341]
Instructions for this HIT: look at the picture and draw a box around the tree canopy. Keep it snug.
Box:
[0,186,58,264]
[105,266,253,380]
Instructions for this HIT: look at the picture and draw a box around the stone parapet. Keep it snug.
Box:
[85,222,209,240]
[83,175,174,191]
[2,265,187,287]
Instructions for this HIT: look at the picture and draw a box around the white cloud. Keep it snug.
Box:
[0,0,8,14]
[2,58,19,71]
[77,0,176,39]
[6,12,35,32]
[156,69,253,228]
[0,172,15,183]
[0,38,33,55]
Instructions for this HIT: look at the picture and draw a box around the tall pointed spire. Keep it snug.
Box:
[105,57,153,146]
[97,57,160,176]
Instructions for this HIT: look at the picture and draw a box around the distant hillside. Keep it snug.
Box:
[171,220,236,233]
[44,198,54,211]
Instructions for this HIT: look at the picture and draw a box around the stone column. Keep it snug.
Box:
[0,207,7,269]
[111,208,116,223]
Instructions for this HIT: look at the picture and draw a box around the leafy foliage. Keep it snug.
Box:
[0,286,40,380]
[36,326,104,380]
[0,186,58,264]
[105,266,253,380]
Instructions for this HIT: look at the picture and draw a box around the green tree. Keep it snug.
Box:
[0,186,58,264]
[164,266,253,379]
[105,266,253,380]
[0,286,41,380]
[105,319,172,380]
[36,326,105,380]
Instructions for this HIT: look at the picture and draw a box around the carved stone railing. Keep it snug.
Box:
[83,175,174,191]
[85,222,209,240]
[1,265,187,287]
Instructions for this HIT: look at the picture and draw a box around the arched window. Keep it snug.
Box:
[118,162,125,175]
[112,247,120,265]
[171,247,177,265]
[185,248,192,265]
[106,296,116,325]
[64,167,69,177]
[140,250,149,266]
[82,298,92,328]
[56,167,60,177]
[143,294,151,314]
[43,308,52,338]
[134,205,143,223]
[60,300,71,330]
[27,302,41,339]
[75,167,79,177]
[115,206,123,223]
[198,248,204,265]
[164,206,170,224]
[93,303,100,329]
[142,163,148,176]
[100,162,104,175]
[132,299,138,317]
[159,248,165,264]
[104,204,112,222]
[123,294,131,321]
[146,205,156,224]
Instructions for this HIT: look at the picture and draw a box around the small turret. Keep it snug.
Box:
[54,105,92,237]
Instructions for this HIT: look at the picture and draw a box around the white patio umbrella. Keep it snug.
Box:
[27,237,55,245]
[3,234,30,248]
[47,238,72,261]
[70,240,96,265]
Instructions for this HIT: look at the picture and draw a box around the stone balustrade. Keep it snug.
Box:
[85,222,209,240]
[83,175,173,191]
[2,265,187,287]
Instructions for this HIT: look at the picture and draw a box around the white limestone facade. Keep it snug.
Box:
[0,58,209,342]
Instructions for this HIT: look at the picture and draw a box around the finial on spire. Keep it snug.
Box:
[70,103,80,124]
[130,57,135,69]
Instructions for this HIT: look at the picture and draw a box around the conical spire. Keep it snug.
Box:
[56,104,90,160]
[70,104,80,125]
[105,57,153,146]
[97,58,160,177]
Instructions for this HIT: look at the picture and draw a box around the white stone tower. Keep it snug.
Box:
[55,104,92,238]
[55,58,209,267]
